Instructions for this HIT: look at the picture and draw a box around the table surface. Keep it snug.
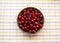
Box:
[0,0,60,43]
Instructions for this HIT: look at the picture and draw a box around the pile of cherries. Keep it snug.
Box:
[17,7,44,33]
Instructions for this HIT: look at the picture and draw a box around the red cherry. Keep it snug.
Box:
[29,15,32,18]
[25,21,27,24]
[27,10,30,13]
[35,17,37,19]
[34,19,36,21]
[32,30,36,33]
[18,16,22,19]
[29,30,32,33]
[36,25,39,28]
[31,20,34,22]
[26,17,31,21]
[21,17,24,20]
[35,22,38,24]
[35,13,39,16]
[29,8,32,10]
[30,24,33,27]
[26,29,28,31]
[35,10,38,13]
[24,11,27,15]
[33,25,36,29]
[24,15,26,18]
[24,24,27,26]
[32,11,34,13]
[31,17,34,20]
[22,27,25,30]
[21,21,24,23]
[27,26,29,28]
[19,22,21,24]
[24,9,26,11]
[35,29,37,30]
[32,14,35,18]
[39,24,42,28]
[40,15,43,18]
[24,27,27,29]
[20,25,22,27]
[37,18,40,21]
[28,18,31,20]
[35,13,38,15]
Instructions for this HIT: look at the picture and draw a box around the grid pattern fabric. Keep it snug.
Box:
[0,0,60,43]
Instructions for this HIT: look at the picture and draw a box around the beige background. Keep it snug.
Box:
[0,0,60,43]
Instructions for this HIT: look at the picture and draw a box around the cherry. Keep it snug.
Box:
[40,15,43,18]
[35,29,38,30]
[26,17,31,21]
[35,13,40,17]
[36,25,39,28]
[21,17,24,21]
[19,22,22,24]
[39,24,42,28]
[21,21,24,24]
[29,8,32,10]
[22,27,25,30]
[26,29,28,31]
[27,10,30,13]
[31,19,34,23]
[24,12,27,15]
[24,27,27,29]
[33,25,36,29]
[25,21,28,24]
[24,9,26,11]
[17,7,44,33]
[18,16,22,19]
[32,14,35,18]
[32,11,34,13]
[30,24,33,27]
[37,18,40,21]
[35,22,38,24]
[29,30,32,33]
[24,24,27,26]
[20,25,22,27]
[35,17,37,19]
[28,18,31,20]
[24,15,26,18]
[34,19,36,21]
[27,26,29,28]
[35,10,38,13]
[32,30,36,33]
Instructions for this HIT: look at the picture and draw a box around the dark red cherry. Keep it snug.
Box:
[17,7,44,33]
[30,24,33,27]
[36,25,39,28]
[24,9,26,12]
[27,10,30,13]
[20,25,22,27]
[22,27,25,30]
[24,27,27,29]
[18,16,22,19]
[31,19,34,23]
[21,17,24,21]
[33,25,36,29]
[29,30,32,33]
[35,22,38,24]
[21,21,24,24]
[24,12,27,15]
[39,24,43,28]
[32,30,36,33]
[29,8,32,10]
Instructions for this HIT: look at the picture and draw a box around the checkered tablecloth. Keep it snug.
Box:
[0,0,60,43]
